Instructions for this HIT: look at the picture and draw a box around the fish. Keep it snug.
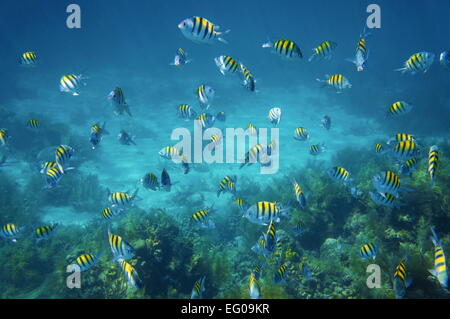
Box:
[395,52,435,74]
[140,173,159,191]
[317,74,352,92]
[386,133,416,145]
[244,201,289,225]
[393,257,412,299]
[386,101,413,117]
[59,74,86,96]
[90,122,109,149]
[159,146,183,161]
[191,276,206,299]
[274,263,288,283]
[440,50,450,69]
[27,119,40,129]
[249,272,261,299]
[45,166,65,189]
[34,224,58,241]
[214,55,239,75]
[196,85,215,110]
[0,128,11,146]
[107,189,139,208]
[234,197,248,212]
[239,63,256,92]
[74,253,102,272]
[358,243,378,260]
[346,27,370,72]
[327,166,352,184]
[372,171,413,197]
[39,161,57,174]
[321,115,331,130]
[240,144,268,168]
[293,127,309,141]
[177,104,197,121]
[429,227,449,289]
[208,134,222,148]
[370,190,405,208]
[389,140,420,161]
[399,157,420,176]
[309,144,326,156]
[263,221,278,253]
[195,112,215,129]
[118,130,136,145]
[375,143,384,154]
[217,175,237,197]
[0,223,23,242]
[428,145,439,188]
[101,207,121,220]
[178,16,229,44]
[161,168,174,192]
[308,41,337,62]
[108,228,135,261]
[262,39,303,60]
[215,111,226,122]
[292,179,306,209]
[246,124,257,136]
[170,48,191,66]
[19,51,37,65]
[268,107,282,126]
[192,208,216,229]
[108,87,132,116]
[55,144,75,173]
[118,258,143,289]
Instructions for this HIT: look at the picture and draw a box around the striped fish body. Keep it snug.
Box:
[292,180,306,209]
[177,104,197,120]
[263,39,303,60]
[217,175,237,197]
[108,230,135,260]
[393,259,408,299]
[45,166,64,188]
[309,144,325,156]
[293,127,309,141]
[27,119,40,129]
[240,143,264,168]
[159,146,182,160]
[373,171,402,196]
[55,144,74,173]
[140,173,159,190]
[375,143,384,154]
[391,140,420,160]
[359,243,378,260]
[370,190,404,208]
[246,124,257,136]
[214,55,239,75]
[101,207,121,220]
[234,198,248,212]
[320,74,352,91]
[0,129,10,146]
[108,190,138,207]
[171,48,190,66]
[35,224,57,240]
[388,133,415,144]
[264,221,277,252]
[327,166,351,184]
[59,74,85,96]
[268,108,281,126]
[197,85,215,109]
[192,209,215,229]
[274,263,288,283]
[178,16,229,44]
[430,227,449,289]
[386,101,413,117]
[308,41,337,62]
[161,168,173,192]
[428,145,439,187]
[75,254,101,272]
[119,259,142,289]
[244,201,286,225]
[40,161,57,174]
[0,223,22,241]
[399,157,420,175]
[251,235,270,257]
[108,87,127,105]
[396,52,435,74]
[195,112,215,129]
[191,276,206,299]
[249,273,261,299]
[20,51,37,65]
[239,64,256,92]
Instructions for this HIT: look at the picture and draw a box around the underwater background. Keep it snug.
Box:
[0,0,449,298]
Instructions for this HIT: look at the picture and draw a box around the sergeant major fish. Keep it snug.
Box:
[395,52,435,74]
[428,145,439,188]
[108,228,135,261]
[19,51,37,66]
[191,276,206,299]
[317,74,352,93]
[214,55,239,75]
[429,227,449,289]
[108,87,132,116]
[308,41,337,62]
[170,48,191,66]
[59,74,87,96]
[346,27,370,72]
[196,85,215,110]
[118,130,136,145]
[262,39,303,60]
[178,16,230,44]
[118,258,143,289]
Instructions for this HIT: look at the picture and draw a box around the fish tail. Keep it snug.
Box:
[430,226,440,246]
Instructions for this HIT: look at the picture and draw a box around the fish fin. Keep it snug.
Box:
[429,268,437,277]
[345,57,357,65]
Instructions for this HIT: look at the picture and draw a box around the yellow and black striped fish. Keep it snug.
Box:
[159,146,182,160]
[399,157,420,175]
[263,39,303,60]
[373,171,402,195]
[391,140,419,160]
[370,190,404,208]
[140,173,159,191]
[358,243,378,260]
[108,229,135,260]
[191,276,206,299]
[0,223,22,241]
[428,145,439,188]
[274,263,288,283]
[249,272,261,299]
[386,101,413,117]
[75,253,102,272]
[59,74,85,96]
[40,161,57,174]
[45,166,64,188]
[55,144,74,173]
[292,179,306,209]
[214,55,239,75]
[107,189,139,207]
[101,207,120,220]
[0,128,10,146]
[375,143,384,154]
[430,227,449,289]
[309,144,325,156]
[327,166,350,183]
[308,41,337,62]
[396,52,435,74]
[196,85,215,109]
[27,119,40,129]
[177,104,197,120]
[20,51,37,65]
[393,258,409,299]
[317,74,352,91]
[192,209,215,229]
[244,201,286,225]
[246,124,257,136]
[239,63,256,92]
[217,175,237,197]
[293,127,309,141]
[195,112,215,129]
[209,134,222,146]
[34,224,58,240]
[119,259,143,289]
[234,197,248,212]
[178,16,229,44]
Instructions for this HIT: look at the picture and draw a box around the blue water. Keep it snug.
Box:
[0,0,449,298]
